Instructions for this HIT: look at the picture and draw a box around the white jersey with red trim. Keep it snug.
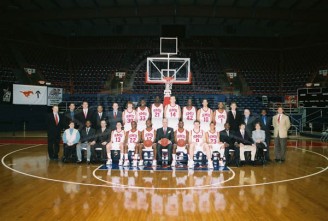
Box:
[123,109,137,131]
[199,108,212,132]
[166,104,180,130]
[215,109,227,132]
[191,129,204,148]
[176,129,188,142]
[137,107,150,131]
[182,106,197,131]
[111,130,125,150]
[143,128,155,142]
[127,130,139,150]
[151,103,164,130]
[207,130,224,155]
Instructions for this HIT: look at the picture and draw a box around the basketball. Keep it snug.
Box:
[161,138,170,147]
[177,139,186,147]
[143,139,153,148]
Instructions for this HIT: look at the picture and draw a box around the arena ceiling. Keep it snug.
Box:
[0,0,327,37]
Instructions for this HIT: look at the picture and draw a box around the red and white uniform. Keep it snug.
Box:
[127,130,139,151]
[199,108,212,132]
[182,106,197,131]
[207,131,224,157]
[123,109,137,131]
[143,128,155,143]
[166,104,180,130]
[215,110,227,132]
[176,129,188,153]
[111,130,125,150]
[137,107,150,131]
[191,130,204,152]
[151,103,164,130]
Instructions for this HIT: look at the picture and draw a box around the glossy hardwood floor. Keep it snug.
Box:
[0,139,327,221]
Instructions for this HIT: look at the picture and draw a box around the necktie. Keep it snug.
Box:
[278,114,281,123]
[227,130,229,136]
[263,116,266,125]
[86,128,89,135]
[114,112,117,118]
[245,117,248,125]
[84,110,87,118]
[242,131,244,139]
[71,112,74,120]
[55,114,59,125]
[233,111,236,119]
[99,113,102,119]
[164,128,166,135]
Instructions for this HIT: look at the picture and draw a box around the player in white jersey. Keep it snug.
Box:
[164,96,181,130]
[189,120,213,169]
[182,99,197,132]
[213,102,227,132]
[106,121,125,166]
[197,99,212,133]
[151,96,164,130]
[124,121,141,167]
[122,101,137,132]
[206,122,225,160]
[136,99,150,131]
[139,119,157,166]
[172,120,190,167]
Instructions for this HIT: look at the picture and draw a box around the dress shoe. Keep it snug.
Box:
[275,159,280,163]
[240,161,246,166]
[87,161,91,165]
[76,160,82,164]
[251,161,256,166]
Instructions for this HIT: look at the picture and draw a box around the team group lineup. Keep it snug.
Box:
[47,95,291,169]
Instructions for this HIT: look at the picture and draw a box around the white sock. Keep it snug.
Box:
[120,153,123,160]
[135,154,139,160]
[124,153,128,160]
[172,154,176,161]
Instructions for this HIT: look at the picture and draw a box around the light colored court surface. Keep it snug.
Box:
[0,139,327,220]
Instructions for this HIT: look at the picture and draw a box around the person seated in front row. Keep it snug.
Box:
[76,120,96,164]
[219,123,240,167]
[155,118,174,166]
[252,122,267,160]
[172,120,190,167]
[106,121,125,166]
[234,123,257,166]
[92,120,110,163]
[189,120,213,169]
[139,119,157,166]
[62,121,80,162]
[206,122,225,161]
[124,121,141,167]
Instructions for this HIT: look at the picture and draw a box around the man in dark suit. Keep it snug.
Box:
[220,123,240,167]
[234,123,257,166]
[46,105,62,160]
[258,109,272,161]
[227,102,242,133]
[155,118,174,166]
[242,108,257,137]
[76,120,96,164]
[63,102,79,129]
[107,102,122,131]
[92,120,110,162]
[93,105,107,130]
[77,101,93,130]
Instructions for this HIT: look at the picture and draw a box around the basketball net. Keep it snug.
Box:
[163,76,174,106]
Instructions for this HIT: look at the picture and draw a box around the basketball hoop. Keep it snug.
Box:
[163,76,174,90]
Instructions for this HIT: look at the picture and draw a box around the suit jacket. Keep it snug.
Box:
[252,129,267,147]
[46,112,62,140]
[92,112,108,130]
[272,114,291,138]
[76,109,93,129]
[63,110,79,129]
[80,127,96,143]
[155,127,174,144]
[227,110,242,132]
[107,110,123,131]
[95,128,111,144]
[242,115,257,137]
[234,130,253,145]
[219,129,235,148]
[258,115,272,134]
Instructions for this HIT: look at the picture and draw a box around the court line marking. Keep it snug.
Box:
[1,144,327,190]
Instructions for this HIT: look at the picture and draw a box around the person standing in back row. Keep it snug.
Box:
[272,107,291,163]
[46,105,62,160]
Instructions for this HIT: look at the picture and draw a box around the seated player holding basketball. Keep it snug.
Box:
[139,119,157,166]
[62,121,80,163]
[172,120,189,167]
[206,122,225,163]
[123,121,141,167]
[106,121,125,166]
[155,118,174,166]
[189,120,213,169]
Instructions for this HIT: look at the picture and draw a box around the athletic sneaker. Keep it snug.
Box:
[188,160,194,169]
[123,160,129,167]
[138,160,144,166]
[152,160,157,166]
[208,160,214,169]
[132,160,137,167]
[118,159,123,166]
[171,160,176,167]
[106,159,112,165]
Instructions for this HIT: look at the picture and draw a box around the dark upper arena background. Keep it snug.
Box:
[0,0,327,134]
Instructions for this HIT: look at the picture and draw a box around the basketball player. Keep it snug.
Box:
[206,122,225,161]
[124,121,141,167]
[164,96,181,130]
[151,96,164,130]
[172,120,190,167]
[213,102,227,133]
[122,101,137,132]
[197,99,212,133]
[106,121,125,166]
[182,99,197,132]
[136,99,150,131]
[139,119,157,166]
[189,120,213,169]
